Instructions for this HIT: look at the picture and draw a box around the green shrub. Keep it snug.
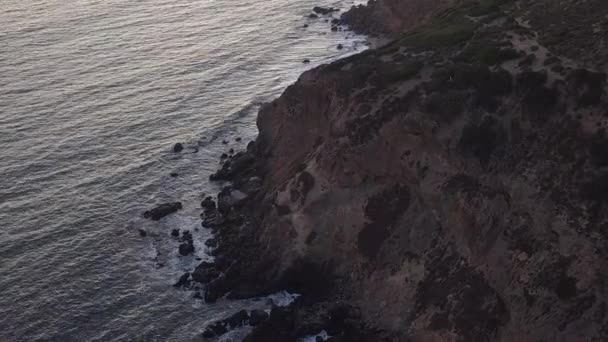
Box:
[399,13,478,49]
[372,61,424,86]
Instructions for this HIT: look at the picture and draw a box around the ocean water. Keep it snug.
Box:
[0,1,366,341]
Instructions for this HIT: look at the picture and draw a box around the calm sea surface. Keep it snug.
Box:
[0,0,365,340]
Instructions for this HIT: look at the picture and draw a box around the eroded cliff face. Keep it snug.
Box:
[200,1,608,340]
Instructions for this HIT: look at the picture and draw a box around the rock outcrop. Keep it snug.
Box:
[143,202,182,220]
[195,0,608,340]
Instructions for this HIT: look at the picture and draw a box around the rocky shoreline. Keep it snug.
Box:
[151,0,608,340]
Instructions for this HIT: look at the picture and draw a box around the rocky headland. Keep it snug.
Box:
[176,0,608,340]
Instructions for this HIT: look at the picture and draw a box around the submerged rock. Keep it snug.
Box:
[143,202,182,220]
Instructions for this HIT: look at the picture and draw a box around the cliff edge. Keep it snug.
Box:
[197,0,608,340]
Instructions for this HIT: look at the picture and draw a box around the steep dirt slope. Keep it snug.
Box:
[197,1,608,340]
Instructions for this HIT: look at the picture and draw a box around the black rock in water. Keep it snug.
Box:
[313,6,338,15]
[173,272,190,288]
[201,321,228,338]
[179,242,194,256]
[171,229,180,237]
[201,196,216,209]
[173,143,183,153]
[337,44,343,50]
[226,309,250,328]
[205,237,218,248]
[178,230,195,256]
[249,309,269,326]
[303,59,311,64]
[192,261,220,283]
[308,13,319,19]
[143,202,182,220]
[170,172,178,177]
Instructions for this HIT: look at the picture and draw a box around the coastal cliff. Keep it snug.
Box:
[197,0,608,340]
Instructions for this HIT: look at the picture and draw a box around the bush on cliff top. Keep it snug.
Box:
[466,0,509,17]
[371,61,424,87]
[457,41,520,65]
[399,12,478,49]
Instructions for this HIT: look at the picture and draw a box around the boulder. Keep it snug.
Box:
[201,321,228,338]
[218,186,249,213]
[171,228,180,237]
[179,242,194,256]
[173,143,183,153]
[179,231,195,256]
[169,172,178,177]
[249,309,269,326]
[226,309,250,328]
[192,261,220,283]
[201,196,216,209]
[313,6,338,15]
[205,238,218,248]
[308,13,319,19]
[173,272,190,288]
[201,212,225,228]
[209,151,257,182]
[143,202,182,220]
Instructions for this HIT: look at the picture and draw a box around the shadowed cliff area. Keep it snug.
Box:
[194,0,608,340]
